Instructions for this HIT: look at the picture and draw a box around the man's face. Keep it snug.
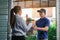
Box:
[39,12,45,18]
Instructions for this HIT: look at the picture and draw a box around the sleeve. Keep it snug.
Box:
[45,19,50,27]
[36,21,38,26]
[27,23,32,31]
[20,18,32,32]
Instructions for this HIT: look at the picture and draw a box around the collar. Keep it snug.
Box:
[40,17,46,20]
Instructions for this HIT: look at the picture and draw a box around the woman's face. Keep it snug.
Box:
[18,10,22,15]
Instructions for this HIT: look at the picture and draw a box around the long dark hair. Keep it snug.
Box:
[10,6,21,28]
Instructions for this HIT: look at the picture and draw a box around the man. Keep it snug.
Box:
[34,9,50,40]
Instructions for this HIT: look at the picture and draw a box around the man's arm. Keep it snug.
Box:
[34,19,50,31]
[35,26,49,31]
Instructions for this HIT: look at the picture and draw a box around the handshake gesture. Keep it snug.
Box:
[32,22,37,30]
[33,25,37,30]
[26,17,38,30]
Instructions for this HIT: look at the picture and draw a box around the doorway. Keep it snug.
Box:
[8,0,57,40]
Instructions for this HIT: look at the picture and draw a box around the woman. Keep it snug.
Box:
[10,6,32,40]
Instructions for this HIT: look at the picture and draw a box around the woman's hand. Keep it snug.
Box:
[32,25,37,30]
[33,26,37,30]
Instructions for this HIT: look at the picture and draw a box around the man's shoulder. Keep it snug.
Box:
[36,19,40,22]
[45,17,49,21]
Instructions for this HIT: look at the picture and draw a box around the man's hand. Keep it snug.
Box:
[32,25,48,31]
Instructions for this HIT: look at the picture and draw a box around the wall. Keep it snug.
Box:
[0,0,8,40]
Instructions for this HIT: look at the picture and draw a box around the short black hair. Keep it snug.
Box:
[37,9,46,14]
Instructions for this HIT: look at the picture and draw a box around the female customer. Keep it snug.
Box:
[10,6,32,40]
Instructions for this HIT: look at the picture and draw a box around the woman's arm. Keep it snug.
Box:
[20,18,32,32]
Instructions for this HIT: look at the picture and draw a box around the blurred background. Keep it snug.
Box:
[0,0,56,40]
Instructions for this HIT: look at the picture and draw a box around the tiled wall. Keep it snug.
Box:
[0,0,8,40]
